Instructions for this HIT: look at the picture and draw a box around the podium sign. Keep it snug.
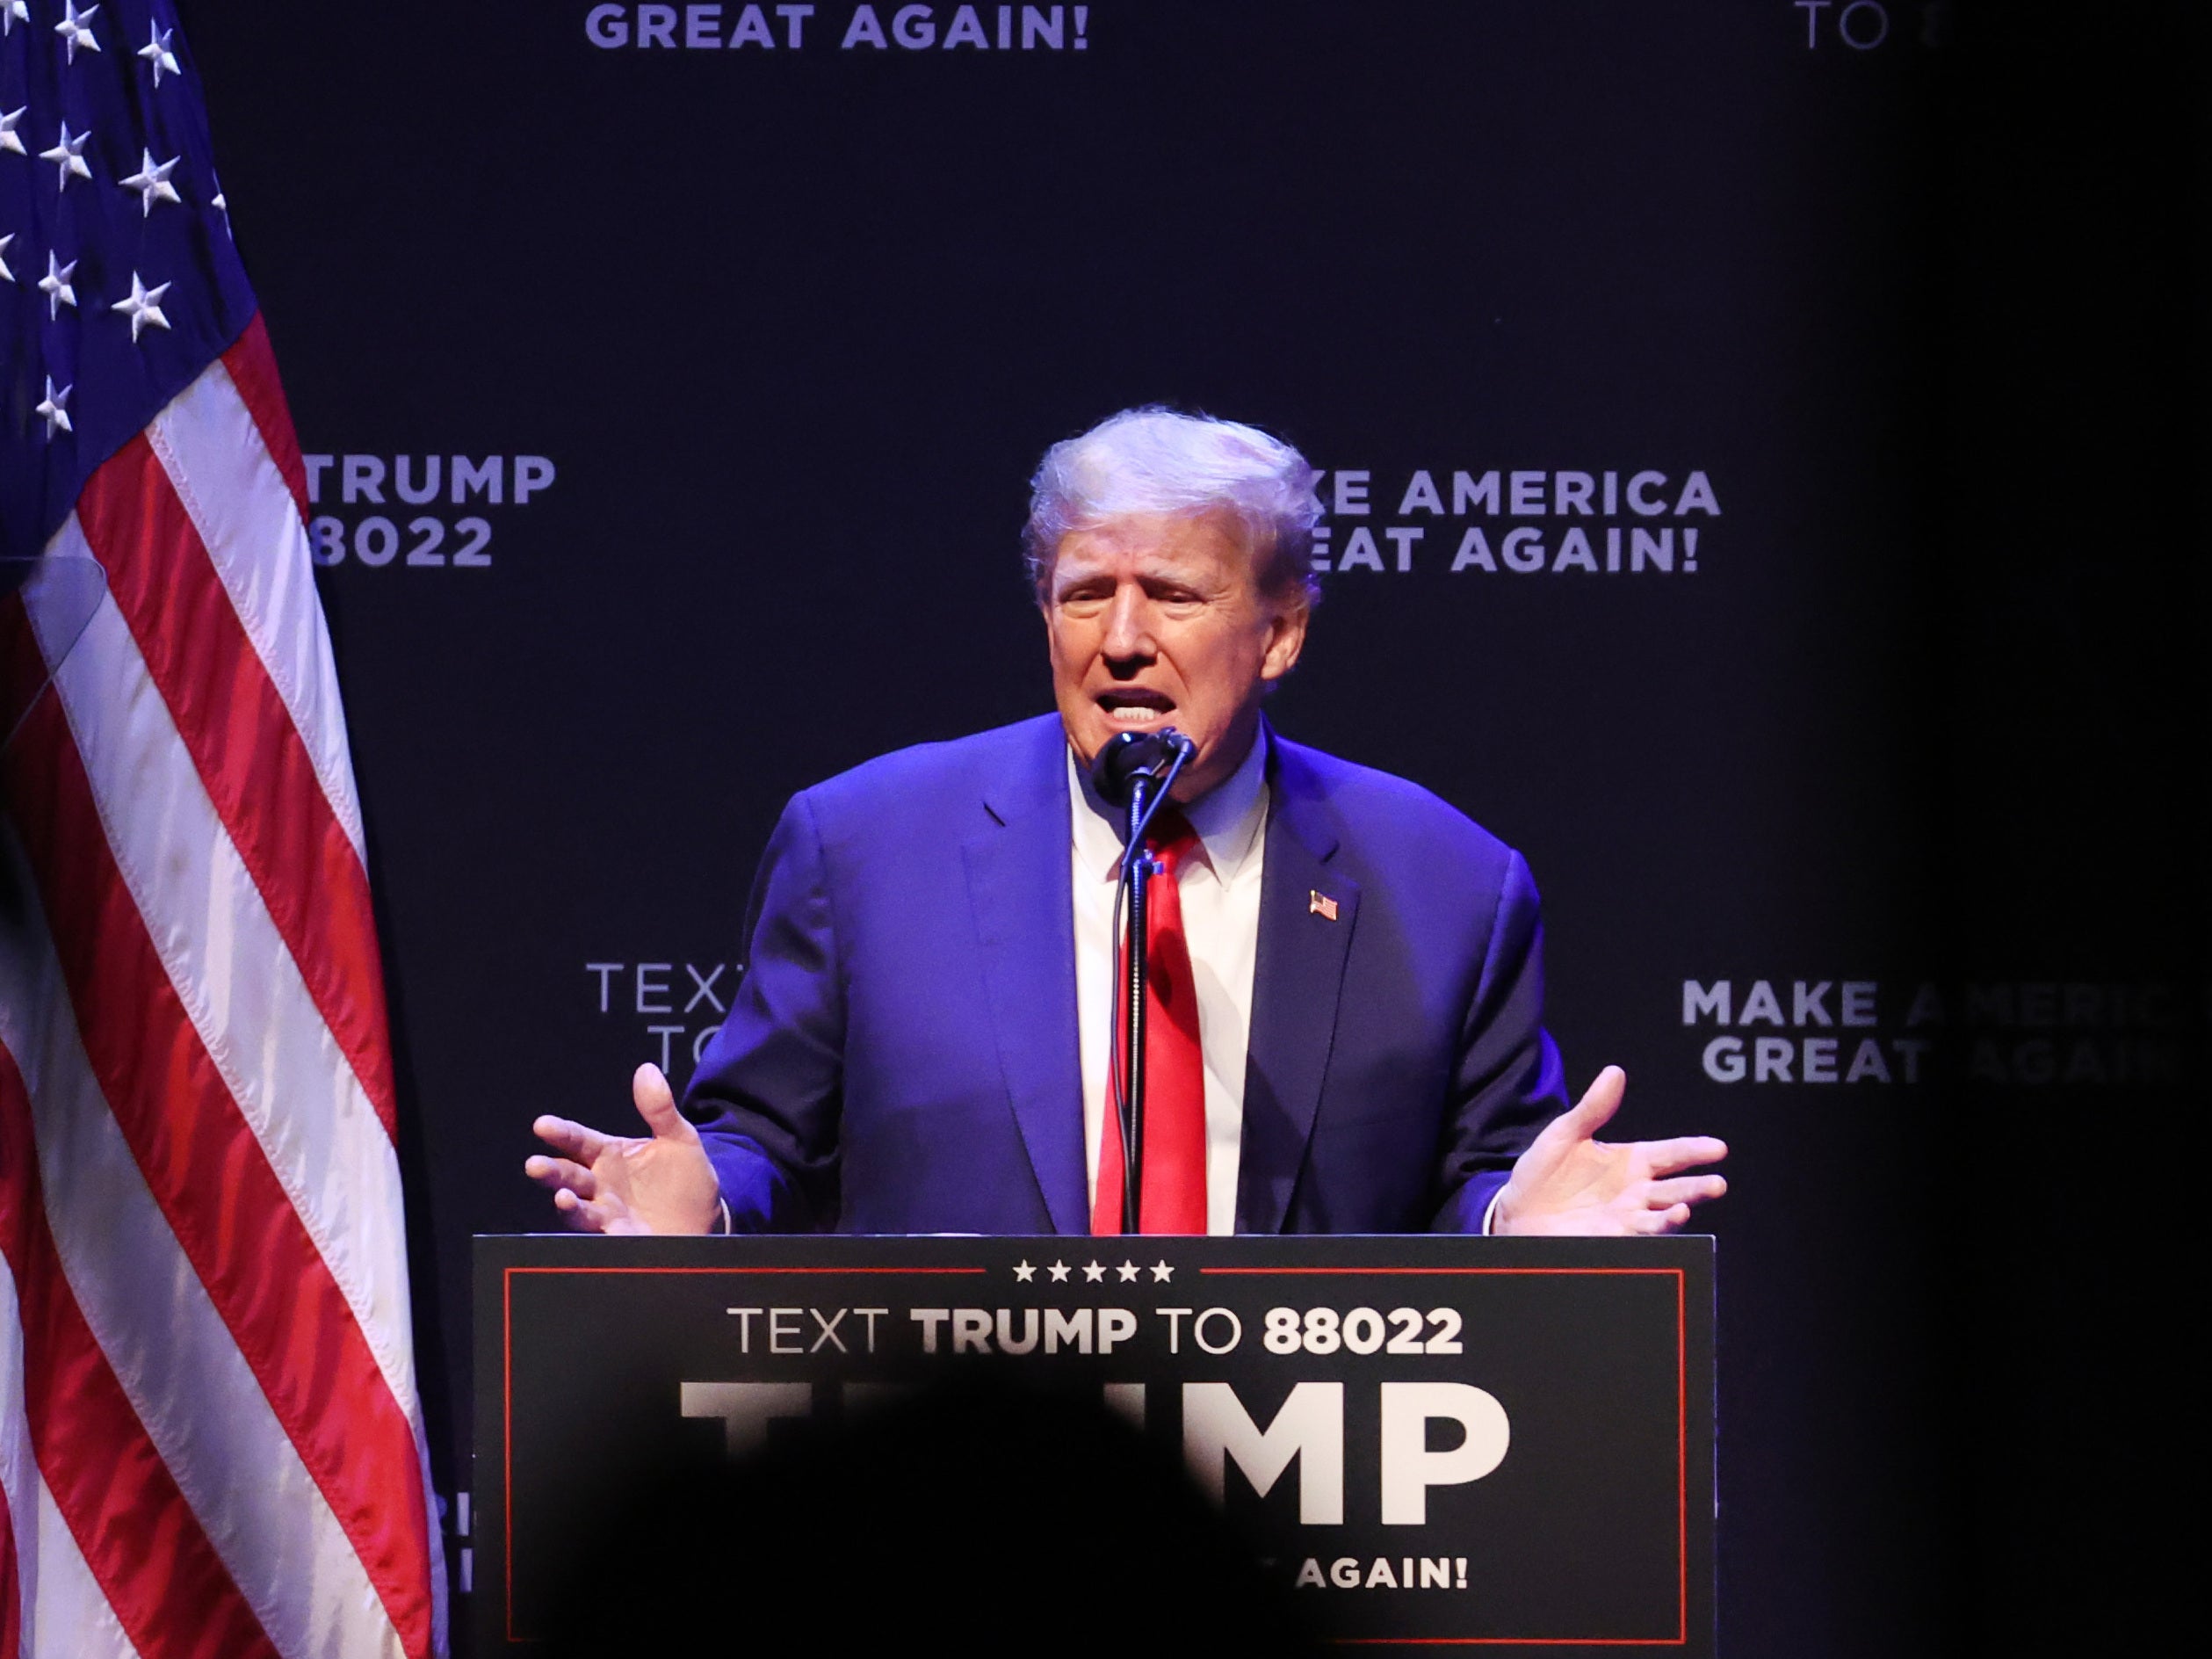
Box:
[474,1234,1712,1652]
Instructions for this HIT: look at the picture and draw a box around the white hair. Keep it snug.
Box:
[1023,407,1322,604]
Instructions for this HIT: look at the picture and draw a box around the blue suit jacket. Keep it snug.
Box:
[683,714,1567,1234]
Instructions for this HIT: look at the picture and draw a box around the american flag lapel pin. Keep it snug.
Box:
[1308,889,1340,922]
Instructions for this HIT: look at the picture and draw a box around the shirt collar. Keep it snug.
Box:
[1067,725,1271,886]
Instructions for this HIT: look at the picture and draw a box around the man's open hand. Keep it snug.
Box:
[1493,1066,1727,1235]
[524,1063,722,1235]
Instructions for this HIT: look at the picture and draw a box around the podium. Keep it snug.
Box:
[474,1234,1713,1653]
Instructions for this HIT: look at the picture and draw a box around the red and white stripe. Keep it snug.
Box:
[0,319,445,1659]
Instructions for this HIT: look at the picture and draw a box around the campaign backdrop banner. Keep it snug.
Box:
[156,2,2202,1654]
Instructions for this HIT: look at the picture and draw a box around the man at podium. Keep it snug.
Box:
[527,409,1726,1238]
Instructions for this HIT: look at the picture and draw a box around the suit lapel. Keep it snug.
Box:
[962,717,1090,1235]
[1237,736,1359,1234]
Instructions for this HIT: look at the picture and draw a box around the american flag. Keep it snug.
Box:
[1,5,444,1658]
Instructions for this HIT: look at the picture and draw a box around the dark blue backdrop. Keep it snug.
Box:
[170,3,2204,1653]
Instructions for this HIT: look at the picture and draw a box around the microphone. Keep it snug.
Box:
[1089,728,1196,808]
[1090,725,1196,1235]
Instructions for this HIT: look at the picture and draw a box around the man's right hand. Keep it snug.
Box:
[524,1063,723,1235]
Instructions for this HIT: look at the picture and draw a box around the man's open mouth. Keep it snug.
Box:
[1098,692,1175,725]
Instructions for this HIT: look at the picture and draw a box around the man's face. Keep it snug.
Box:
[1044,511,1309,801]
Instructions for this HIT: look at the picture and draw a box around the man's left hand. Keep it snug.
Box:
[1492,1066,1727,1235]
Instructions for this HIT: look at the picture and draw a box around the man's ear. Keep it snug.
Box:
[1260,594,1310,683]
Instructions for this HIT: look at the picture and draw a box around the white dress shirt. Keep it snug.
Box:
[1070,733,1270,1235]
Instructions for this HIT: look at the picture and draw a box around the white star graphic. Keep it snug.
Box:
[40,123,93,192]
[139,20,178,84]
[39,252,76,320]
[54,2,101,65]
[1046,1260,1070,1283]
[111,270,171,343]
[0,234,14,285]
[1117,1260,1139,1282]
[1081,1260,1105,1283]
[1,105,27,156]
[1012,1260,1036,1283]
[36,376,73,439]
[120,149,182,216]
[1151,1260,1174,1282]
[2,2,25,40]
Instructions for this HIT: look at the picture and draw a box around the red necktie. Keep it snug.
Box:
[1093,809,1208,1235]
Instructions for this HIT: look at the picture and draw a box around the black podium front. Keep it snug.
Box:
[473,1234,1713,1652]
